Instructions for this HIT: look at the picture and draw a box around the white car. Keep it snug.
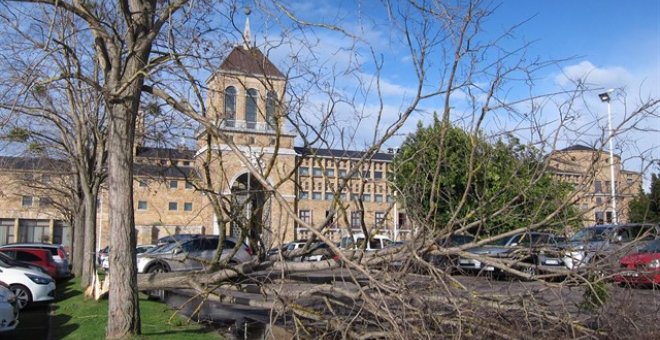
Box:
[101,244,157,271]
[339,233,392,251]
[0,283,18,332]
[0,258,55,309]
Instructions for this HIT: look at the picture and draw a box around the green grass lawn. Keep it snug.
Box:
[52,278,222,339]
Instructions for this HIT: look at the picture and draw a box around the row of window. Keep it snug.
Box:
[298,210,387,228]
[137,179,194,190]
[301,158,387,170]
[21,196,51,208]
[136,201,194,212]
[298,167,387,180]
[298,191,394,203]
[224,87,277,127]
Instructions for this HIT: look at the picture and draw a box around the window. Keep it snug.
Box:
[325,168,335,177]
[22,196,33,208]
[339,169,347,178]
[298,191,309,200]
[185,181,194,189]
[138,179,148,187]
[266,91,277,128]
[224,86,236,125]
[325,192,334,201]
[168,202,178,211]
[16,251,41,262]
[39,197,52,208]
[298,167,310,176]
[594,180,602,193]
[182,161,190,166]
[604,181,611,193]
[361,194,371,202]
[375,212,385,226]
[137,201,148,210]
[596,197,603,205]
[627,176,633,184]
[387,195,395,203]
[299,210,311,224]
[594,211,604,224]
[312,168,323,177]
[374,194,384,202]
[351,211,363,228]
[245,88,258,129]
[0,219,15,244]
[169,180,178,189]
[351,193,360,201]
[339,193,347,201]
[312,192,322,200]
[374,171,383,180]
[361,170,371,179]
[184,202,193,211]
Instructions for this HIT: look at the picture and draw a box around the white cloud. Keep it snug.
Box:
[554,61,633,88]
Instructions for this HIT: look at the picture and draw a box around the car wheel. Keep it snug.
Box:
[522,264,537,280]
[10,284,32,310]
[147,263,168,301]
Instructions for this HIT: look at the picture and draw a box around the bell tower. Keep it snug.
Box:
[198,9,297,244]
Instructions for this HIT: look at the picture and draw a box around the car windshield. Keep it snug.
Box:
[639,239,660,253]
[570,227,608,242]
[156,242,179,253]
[487,234,520,246]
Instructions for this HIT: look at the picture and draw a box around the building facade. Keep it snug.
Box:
[546,145,643,225]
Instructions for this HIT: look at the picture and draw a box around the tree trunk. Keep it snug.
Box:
[72,196,85,278]
[80,187,98,288]
[106,98,141,338]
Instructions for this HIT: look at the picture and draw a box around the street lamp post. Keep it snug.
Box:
[598,90,617,224]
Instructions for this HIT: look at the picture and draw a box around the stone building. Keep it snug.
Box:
[546,144,643,225]
[0,20,408,250]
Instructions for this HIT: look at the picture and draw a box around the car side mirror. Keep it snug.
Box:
[510,242,518,247]
[173,247,183,255]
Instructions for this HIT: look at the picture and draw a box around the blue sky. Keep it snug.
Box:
[248,0,659,179]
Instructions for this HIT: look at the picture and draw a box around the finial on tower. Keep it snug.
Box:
[243,6,252,49]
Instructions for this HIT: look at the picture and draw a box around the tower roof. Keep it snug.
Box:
[219,46,284,79]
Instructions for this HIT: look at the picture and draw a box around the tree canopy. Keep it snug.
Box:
[628,173,660,223]
[392,118,578,237]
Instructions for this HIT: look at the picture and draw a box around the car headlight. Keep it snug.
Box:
[25,273,54,285]
[647,259,660,269]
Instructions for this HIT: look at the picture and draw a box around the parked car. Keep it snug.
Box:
[269,241,336,262]
[0,282,18,332]
[426,234,475,271]
[0,248,58,279]
[561,224,659,272]
[613,238,660,286]
[458,232,560,277]
[156,234,201,245]
[0,243,71,279]
[0,257,55,309]
[101,244,158,271]
[136,236,253,274]
[0,253,50,276]
[97,246,109,265]
[339,233,392,251]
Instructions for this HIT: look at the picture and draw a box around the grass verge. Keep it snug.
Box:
[52,278,222,339]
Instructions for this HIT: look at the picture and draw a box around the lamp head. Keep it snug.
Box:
[598,89,614,103]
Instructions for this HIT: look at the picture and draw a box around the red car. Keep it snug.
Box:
[614,239,660,286]
[0,248,59,279]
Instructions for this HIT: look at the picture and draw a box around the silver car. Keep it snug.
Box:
[561,223,659,271]
[136,236,253,274]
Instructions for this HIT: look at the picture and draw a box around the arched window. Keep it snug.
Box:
[245,88,258,129]
[224,86,237,127]
[266,91,277,129]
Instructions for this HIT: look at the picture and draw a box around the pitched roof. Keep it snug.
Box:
[0,156,69,172]
[294,147,394,161]
[219,47,284,79]
[133,163,195,179]
[135,147,195,160]
[557,144,597,152]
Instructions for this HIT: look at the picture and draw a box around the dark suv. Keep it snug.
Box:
[458,232,559,276]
